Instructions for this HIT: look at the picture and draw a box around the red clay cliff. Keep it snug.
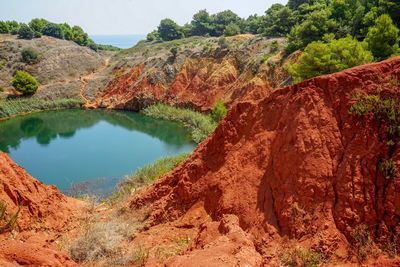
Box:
[0,152,82,266]
[131,57,400,265]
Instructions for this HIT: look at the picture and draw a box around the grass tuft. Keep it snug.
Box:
[142,104,217,143]
[107,153,189,203]
[0,98,82,120]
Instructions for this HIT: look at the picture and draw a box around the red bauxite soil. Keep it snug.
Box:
[131,57,400,265]
[0,152,82,266]
[95,57,274,112]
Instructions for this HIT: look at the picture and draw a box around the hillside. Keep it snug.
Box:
[129,56,400,266]
[89,35,292,111]
[0,34,294,112]
[0,35,107,100]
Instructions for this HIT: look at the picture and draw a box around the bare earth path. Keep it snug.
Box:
[79,57,110,108]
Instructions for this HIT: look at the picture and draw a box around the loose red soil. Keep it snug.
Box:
[0,152,83,266]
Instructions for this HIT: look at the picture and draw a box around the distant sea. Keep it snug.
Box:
[89,34,146,49]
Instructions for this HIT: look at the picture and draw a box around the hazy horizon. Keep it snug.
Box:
[0,0,287,35]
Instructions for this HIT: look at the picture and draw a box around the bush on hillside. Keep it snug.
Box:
[12,71,39,95]
[146,30,160,42]
[211,100,228,122]
[224,23,241,36]
[365,14,400,60]
[0,21,10,34]
[218,37,229,49]
[28,18,48,33]
[158,19,184,41]
[288,35,373,82]
[18,24,34,40]
[42,23,64,39]
[21,48,39,64]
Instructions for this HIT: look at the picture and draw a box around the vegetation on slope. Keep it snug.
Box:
[0,98,82,120]
[142,104,217,143]
[108,153,189,203]
[145,0,400,82]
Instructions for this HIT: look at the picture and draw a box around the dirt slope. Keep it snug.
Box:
[131,57,400,265]
[91,35,291,111]
[0,34,106,100]
[0,151,82,266]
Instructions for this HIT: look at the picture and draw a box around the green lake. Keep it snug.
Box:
[0,109,195,196]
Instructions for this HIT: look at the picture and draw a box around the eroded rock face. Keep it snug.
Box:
[131,57,400,264]
[94,36,289,111]
[0,152,81,266]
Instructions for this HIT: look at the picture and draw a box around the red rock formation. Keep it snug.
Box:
[0,152,81,266]
[131,57,400,265]
[95,57,273,112]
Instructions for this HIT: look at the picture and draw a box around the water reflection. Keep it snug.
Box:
[0,109,195,196]
[0,109,193,152]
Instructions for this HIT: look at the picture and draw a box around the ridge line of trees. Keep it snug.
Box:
[147,0,400,81]
[0,19,120,51]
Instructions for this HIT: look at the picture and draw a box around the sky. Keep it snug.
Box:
[0,0,287,35]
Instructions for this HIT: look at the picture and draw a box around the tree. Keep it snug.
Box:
[158,18,183,41]
[28,18,48,33]
[190,10,213,36]
[146,30,160,42]
[286,8,337,53]
[42,23,64,39]
[6,21,21,35]
[18,24,34,40]
[261,4,295,37]
[71,25,88,46]
[224,23,241,36]
[59,23,73,40]
[328,0,365,37]
[12,71,39,95]
[242,15,262,34]
[211,100,228,122]
[288,36,373,82]
[287,0,319,10]
[0,21,10,34]
[211,10,241,36]
[365,14,399,60]
[21,48,39,64]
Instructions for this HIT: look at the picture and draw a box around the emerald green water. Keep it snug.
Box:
[0,110,195,196]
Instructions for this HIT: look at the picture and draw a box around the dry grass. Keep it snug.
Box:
[279,246,326,267]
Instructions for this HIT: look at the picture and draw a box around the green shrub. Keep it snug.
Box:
[170,45,179,59]
[379,159,398,179]
[21,47,39,64]
[365,14,399,61]
[223,23,241,36]
[218,37,229,49]
[288,36,373,82]
[12,71,39,95]
[28,18,48,33]
[158,18,184,41]
[0,21,10,33]
[142,104,217,143]
[18,24,34,40]
[42,23,64,39]
[211,100,228,122]
[351,224,372,262]
[270,40,279,53]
